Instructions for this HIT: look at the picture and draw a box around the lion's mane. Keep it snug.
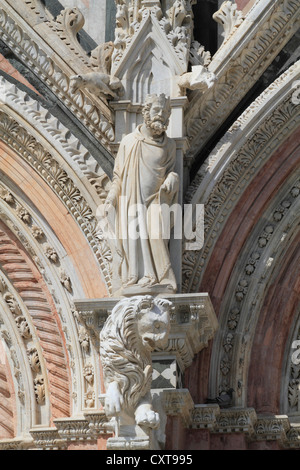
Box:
[100,296,170,410]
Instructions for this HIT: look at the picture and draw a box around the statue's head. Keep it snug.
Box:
[142,93,171,136]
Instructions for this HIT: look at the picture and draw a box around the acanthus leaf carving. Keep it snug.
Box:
[51,7,87,61]
[27,347,41,373]
[213,1,244,44]
[34,376,45,405]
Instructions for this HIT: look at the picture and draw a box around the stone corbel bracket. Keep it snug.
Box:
[74,293,218,374]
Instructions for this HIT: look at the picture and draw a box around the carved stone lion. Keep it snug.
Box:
[100,295,172,431]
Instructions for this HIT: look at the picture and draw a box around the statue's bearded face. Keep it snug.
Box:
[144,100,171,136]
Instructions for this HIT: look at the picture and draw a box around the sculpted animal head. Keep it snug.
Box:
[100,295,172,409]
[70,74,86,93]
[134,296,171,351]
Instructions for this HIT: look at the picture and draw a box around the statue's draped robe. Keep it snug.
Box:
[108,125,178,290]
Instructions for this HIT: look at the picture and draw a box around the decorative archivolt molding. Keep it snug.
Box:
[0,221,73,419]
[47,7,90,68]
[0,269,48,435]
[0,187,83,418]
[0,2,115,147]
[0,96,114,293]
[185,0,300,163]
[213,1,245,44]
[0,76,111,201]
[282,305,300,414]
[182,60,300,294]
[209,173,300,404]
[0,181,77,299]
[0,181,105,414]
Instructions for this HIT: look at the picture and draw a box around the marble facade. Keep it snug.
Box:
[0,0,299,451]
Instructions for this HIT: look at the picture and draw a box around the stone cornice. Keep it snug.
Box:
[185,0,300,165]
[29,412,111,450]
[11,393,300,449]
[0,75,111,203]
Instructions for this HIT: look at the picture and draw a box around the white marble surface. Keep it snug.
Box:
[59,0,107,45]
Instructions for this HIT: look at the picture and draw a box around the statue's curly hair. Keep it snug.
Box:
[142,93,171,123]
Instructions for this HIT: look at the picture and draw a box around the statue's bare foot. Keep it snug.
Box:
[138,276,157,287]
[124,277,138,287]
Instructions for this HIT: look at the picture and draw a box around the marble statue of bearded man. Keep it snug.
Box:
[105,93,179,293]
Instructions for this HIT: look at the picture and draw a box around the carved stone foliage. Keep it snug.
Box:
[48,7,88,65]
[213,1,244,44]
[213,174,300,402]
[0,210,73,419]
[11,404,300,449]
[181,61,300,407]
[0,316,25,406]
[0,273,46,407]
[0,180,75,295]
[0,180,98,415]
[107,0,209,103]
[71,307,98,410]
[0,4,115,146]
[112,0,196,72]
[0,108,113,293]
[164,390,298,448]
[285,315,300,413]
[0,76,111,199]
[183,61,300,295]
[185,0,300,163]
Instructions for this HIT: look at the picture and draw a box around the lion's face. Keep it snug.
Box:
[136,301,170,352]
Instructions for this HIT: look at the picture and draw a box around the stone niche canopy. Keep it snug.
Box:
[111,0,196,103]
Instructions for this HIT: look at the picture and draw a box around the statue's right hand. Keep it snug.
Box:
[105,382,124,416]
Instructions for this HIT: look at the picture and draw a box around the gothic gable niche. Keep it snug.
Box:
[111,0,195,103]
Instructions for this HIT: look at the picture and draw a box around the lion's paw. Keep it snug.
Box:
[105,382,124,416]
[135,408,160,429]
